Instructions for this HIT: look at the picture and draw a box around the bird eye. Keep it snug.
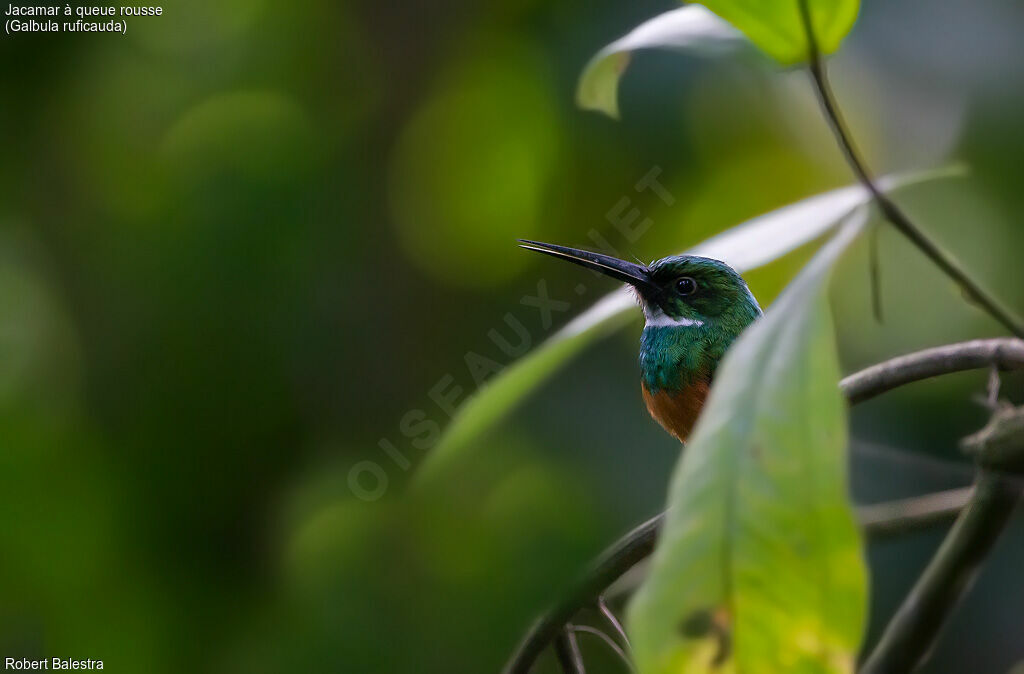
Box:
[675,277,698,296]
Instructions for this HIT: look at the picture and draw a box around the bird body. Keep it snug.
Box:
[519,241,762,442]
[641,378,710,443]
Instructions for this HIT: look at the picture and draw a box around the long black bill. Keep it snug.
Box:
[517,239,657,294]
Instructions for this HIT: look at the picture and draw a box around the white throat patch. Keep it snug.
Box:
[643,304,705,328]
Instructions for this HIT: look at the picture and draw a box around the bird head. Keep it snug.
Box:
[517,240,761,329]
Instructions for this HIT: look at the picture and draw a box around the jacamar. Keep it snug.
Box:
[519,240,762,443]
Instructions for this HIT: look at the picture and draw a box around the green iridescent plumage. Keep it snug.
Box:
[639,255,762,393]
[518,240,762,441]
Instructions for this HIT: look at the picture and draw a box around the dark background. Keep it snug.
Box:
[1,0,1022,671]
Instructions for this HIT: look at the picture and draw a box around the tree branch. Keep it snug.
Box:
[597,596,631,653]
[503,338,1024,673]
[840,338,1024,404]
[570,626,636,673]
[857,486,975,539]
[504,515,660,674]
[862,403,1024,673]
[795,0,1024,339]
[758,9,1023,665]
[554,627,586,674]
[859,473,1021,674]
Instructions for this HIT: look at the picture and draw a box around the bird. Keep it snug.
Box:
[518,240,762,443]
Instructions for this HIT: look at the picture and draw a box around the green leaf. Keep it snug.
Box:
[576,1,859,119]
[699,0,860,64]
[577,5,748,119]
[414,167,961,485]
[627,210,869,674]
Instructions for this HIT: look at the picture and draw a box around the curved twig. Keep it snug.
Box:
[795,0,1024,339]
[792,7,1024,661]
[554,627,586,674]
[840,338,1024,404]
[597,596,631,653]
[503,338,1024,674]
[857,486,975,538]
[504,516,660,674]
[570,625,636,673]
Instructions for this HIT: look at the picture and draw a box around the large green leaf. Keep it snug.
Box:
[627,210,868,674]
[414,169,959,484]
[699,0,860,64]
[577,5,748,119]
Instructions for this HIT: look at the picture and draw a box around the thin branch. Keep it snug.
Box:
[985,365,1002,410]
[570,625,636,673]
[795,0,1024,339]
[503,338,1024,674]
[860,473,1022,674]
[868,224,884,323]
[858,486,974,539]
[863,410,1024,670]
[596,596,631,653]
[554,627,586,674]
[504,515,660,674]
[962,403,1024,473]
[840,338,1024,405]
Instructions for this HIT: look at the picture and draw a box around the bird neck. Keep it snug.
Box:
[639,307,758,394]
[640,324,722,394]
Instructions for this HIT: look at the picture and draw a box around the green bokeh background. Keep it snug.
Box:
[1,0,1022,672]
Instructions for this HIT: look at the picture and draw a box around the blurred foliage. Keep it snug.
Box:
[391,37,563,287]
[0,0,1022,673]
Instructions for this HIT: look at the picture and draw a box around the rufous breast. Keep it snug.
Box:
[641,378,711,443]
